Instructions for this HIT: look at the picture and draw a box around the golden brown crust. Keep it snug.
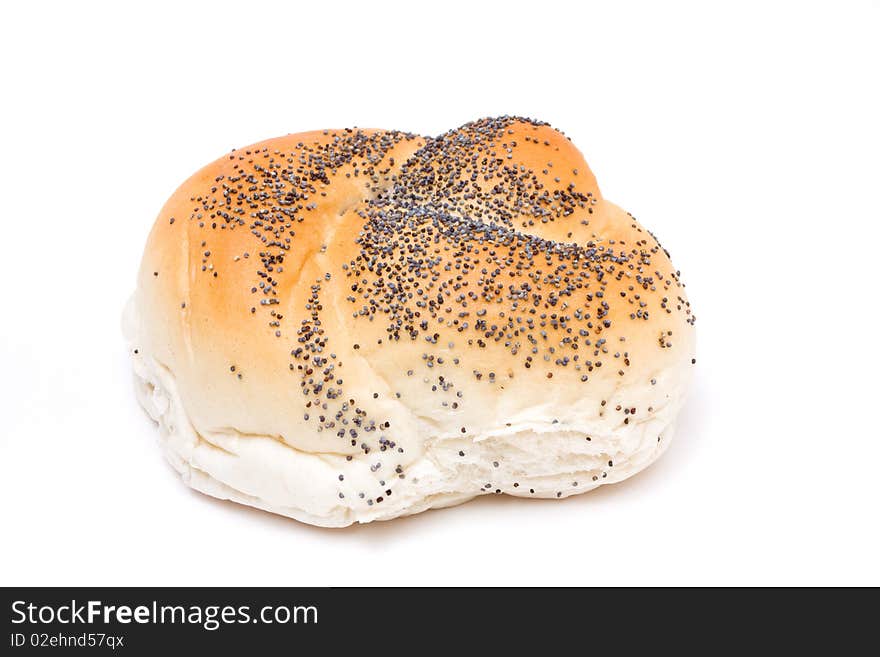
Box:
[135,116,695,479]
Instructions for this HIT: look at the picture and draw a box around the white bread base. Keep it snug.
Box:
[124,299,683,527]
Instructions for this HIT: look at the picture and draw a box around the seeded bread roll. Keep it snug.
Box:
[124,117,696,527]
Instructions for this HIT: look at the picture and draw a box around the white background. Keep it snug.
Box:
[1,1,878,586]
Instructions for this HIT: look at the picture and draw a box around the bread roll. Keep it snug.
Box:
[124,117,696,527]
